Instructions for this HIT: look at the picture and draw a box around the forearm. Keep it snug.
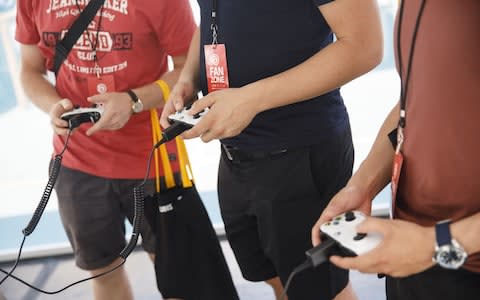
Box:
[245,37,382,113]
[452,212,480,255]
[348,103,400,200]
[130,67,183,110]
[238,0,382,113]
[176,27,201,89]
[20,69,61,114]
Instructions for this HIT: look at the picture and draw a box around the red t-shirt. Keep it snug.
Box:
[15,0,196,179]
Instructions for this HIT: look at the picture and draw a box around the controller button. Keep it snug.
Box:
[353,233,367,241]
[193,113,202,119]
[345,211,356,222]
[333,221,340,225]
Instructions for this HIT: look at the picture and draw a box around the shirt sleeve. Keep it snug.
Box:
[15,0,40,45]
[312,0,335,6]
[154,0,197,57]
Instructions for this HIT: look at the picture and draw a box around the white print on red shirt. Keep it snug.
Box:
[41,1,135,76]
[46,0,128,16]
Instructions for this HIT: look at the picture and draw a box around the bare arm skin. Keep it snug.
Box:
[159,27,201,128]
[86,54,188,136]
[19,43,188,136]
[311,101,480,277]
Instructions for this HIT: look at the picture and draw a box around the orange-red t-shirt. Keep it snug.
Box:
[15,0,196,179]
[395,0,480,272]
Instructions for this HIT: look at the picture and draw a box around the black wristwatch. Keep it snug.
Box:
[127,89,143,114]
[432,220,467,269]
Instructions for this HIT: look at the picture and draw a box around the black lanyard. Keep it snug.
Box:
[75,2,105,77]
[396,0,427,130]
[210,0,218,45]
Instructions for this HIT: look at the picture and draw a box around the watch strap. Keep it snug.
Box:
[435,220,452,247]
[126,89,139,103]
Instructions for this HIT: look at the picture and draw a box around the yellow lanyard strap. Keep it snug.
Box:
[152,80,194,191]
[150,108,175,191]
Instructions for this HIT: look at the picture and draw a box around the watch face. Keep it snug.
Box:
[434,243,468,270]
[132,100,143,113]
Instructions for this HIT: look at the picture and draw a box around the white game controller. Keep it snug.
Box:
[167,106,209,128]
[61,106,104,129]
[320,211,383,256]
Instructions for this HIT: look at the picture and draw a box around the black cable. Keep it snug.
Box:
[0,260,126,295]
[0,128,126,292]
[22,130,71,237]
[279,260,312,300]
[119,146,156,259]
[0,122,190,293]
[0,130,72,287]
[122,122,189,258]
[278,237,341,299]
[0,236,26,286]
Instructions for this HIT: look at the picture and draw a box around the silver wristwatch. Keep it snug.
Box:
[432,220,468,270]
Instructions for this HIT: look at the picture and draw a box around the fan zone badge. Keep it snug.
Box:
[204,44,230,92]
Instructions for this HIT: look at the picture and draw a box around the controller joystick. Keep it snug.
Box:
[320,211,383,256]
[167,106,209,128]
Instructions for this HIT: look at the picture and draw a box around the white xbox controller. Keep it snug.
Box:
[61,106,104,128]
[320,211,383,256]
[167,106,209,128]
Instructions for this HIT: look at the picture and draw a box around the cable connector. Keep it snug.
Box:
[305,236,338,267]
[154,122,191,148]
[279,236,340,300]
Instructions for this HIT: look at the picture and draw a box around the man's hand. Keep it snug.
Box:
[86,92,132,136]
[312,185,372,246]
[181,87,258,142]
[49,98,74,136]
[329,217,436,277]
[159,81,197,129]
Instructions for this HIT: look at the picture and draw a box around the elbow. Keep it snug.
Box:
[353,38,383,75]
[359,34,384,73]
[366,41,384,71]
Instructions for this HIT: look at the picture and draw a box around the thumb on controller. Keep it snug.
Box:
[355,217,387,235]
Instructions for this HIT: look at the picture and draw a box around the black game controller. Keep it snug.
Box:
[61,106,104,129]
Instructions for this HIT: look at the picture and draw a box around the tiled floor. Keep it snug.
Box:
[0,240,386,300]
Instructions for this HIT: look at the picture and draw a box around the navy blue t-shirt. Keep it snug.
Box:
[197,0,349,150]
